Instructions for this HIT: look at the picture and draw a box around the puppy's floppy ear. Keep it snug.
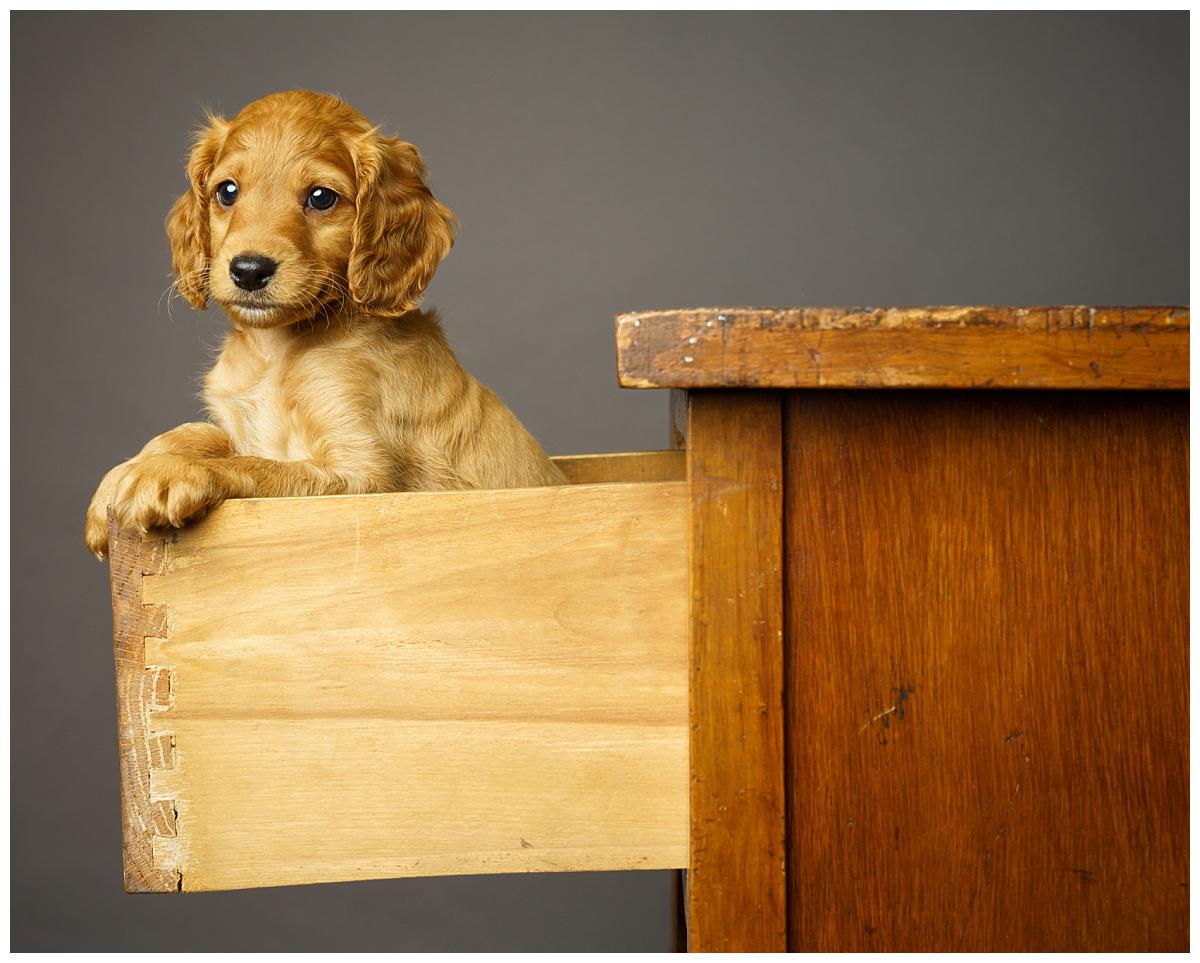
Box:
[165,112,229,310]
[349,132,457,318]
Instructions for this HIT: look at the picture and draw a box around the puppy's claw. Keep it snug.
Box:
[84,510,111,559]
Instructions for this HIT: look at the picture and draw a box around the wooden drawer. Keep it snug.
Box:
[108,452,688,893]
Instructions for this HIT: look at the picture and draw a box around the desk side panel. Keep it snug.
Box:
[784,390,1189,951]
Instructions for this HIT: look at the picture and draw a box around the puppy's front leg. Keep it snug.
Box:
[85,422,236,557]
[109,452,373,542]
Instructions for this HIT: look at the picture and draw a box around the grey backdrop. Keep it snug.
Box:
[11,11,1188,952]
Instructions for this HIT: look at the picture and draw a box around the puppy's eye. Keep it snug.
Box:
[215,181,238,207]
[306,187,338,211]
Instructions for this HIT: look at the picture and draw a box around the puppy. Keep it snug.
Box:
[85,90,566,558]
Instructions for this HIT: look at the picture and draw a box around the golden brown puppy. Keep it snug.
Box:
[85,90,565,558]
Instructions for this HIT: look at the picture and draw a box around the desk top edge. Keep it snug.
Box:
[614,306,1189,390]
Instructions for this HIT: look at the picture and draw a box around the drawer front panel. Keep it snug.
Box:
[111,480,688,893]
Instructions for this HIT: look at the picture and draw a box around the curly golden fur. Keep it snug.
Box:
[85,90,565,558]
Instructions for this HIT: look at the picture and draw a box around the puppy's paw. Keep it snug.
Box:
[112,454,228,536]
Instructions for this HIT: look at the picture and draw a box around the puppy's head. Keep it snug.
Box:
[167,90,456,327]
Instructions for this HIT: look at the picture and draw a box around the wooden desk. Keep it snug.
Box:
[105,305,1187,952]
[617,306,1189,952]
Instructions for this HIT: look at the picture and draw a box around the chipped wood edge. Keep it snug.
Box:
[617,305,1190,332]
[615,306,1191,389]
[108,510,181,893]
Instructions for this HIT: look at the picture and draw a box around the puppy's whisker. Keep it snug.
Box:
[162,266,212,321]
[156,281,178,318]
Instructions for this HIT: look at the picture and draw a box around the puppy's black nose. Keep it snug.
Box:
[229,254,277,292]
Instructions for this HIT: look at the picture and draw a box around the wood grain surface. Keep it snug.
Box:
[615,306,1189,390]
[551,449,683,484]
[669,394,690,953]
[686,392,787,951]
[783,390,1189,951]
[110,481,688,892]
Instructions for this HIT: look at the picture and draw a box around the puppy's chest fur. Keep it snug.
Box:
[205,338,317,463]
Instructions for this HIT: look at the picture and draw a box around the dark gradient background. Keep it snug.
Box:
[11,11,1187,952]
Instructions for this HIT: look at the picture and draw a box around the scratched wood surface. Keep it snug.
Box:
[687,392,787,951]
[109,478,688,892]
[783,390,1189,951]
[615,306,1189,389]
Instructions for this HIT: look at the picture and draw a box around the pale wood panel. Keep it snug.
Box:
[615,306,1189,389]
[551,450,683,484]
[120,481,688,892]
[157,721,684,890]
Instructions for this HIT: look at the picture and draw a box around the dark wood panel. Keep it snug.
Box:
[616,306,1189,389]
[687,391,787,951]
[784,390,1189,951]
